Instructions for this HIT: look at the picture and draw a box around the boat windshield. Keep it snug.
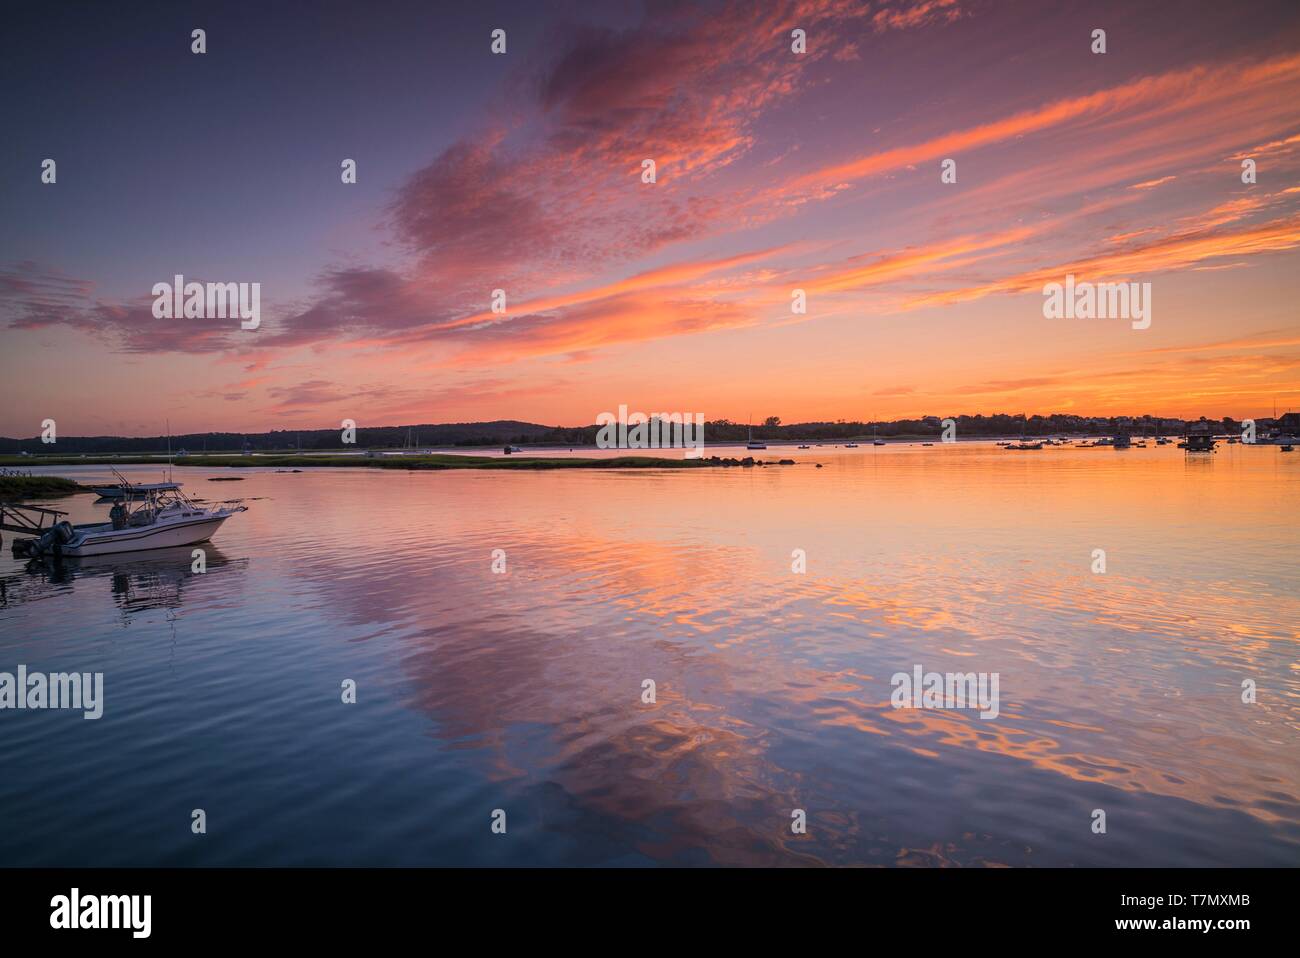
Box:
[118,485,200,524]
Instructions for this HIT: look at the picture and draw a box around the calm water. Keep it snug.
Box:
[1,442,1297,866]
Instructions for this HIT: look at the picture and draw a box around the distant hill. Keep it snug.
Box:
[0,413,1257,454]
[0,421,571,455]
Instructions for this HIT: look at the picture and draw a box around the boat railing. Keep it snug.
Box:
[0,502,70,537]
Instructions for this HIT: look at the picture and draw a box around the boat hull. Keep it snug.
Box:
[64,515,230,556]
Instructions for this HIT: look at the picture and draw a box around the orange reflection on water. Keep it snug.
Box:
[30,444,1294,865]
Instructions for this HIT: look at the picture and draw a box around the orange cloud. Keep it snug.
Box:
[904,212,1300,310]
[784,53,1300,197]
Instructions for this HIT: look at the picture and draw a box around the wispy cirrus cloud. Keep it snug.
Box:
[904,211,1300,310]
[778,52,1300,200]
[0,262,240,353]
[10,37,1299,369]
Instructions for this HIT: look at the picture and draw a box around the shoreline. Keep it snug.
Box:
[0,476,90,499]
[0,453,785,474]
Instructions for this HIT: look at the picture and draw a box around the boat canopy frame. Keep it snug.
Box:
[100,469,245,527]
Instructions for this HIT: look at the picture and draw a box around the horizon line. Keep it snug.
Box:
[5,409,1295,443]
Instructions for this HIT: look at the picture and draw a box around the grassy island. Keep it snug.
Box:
[0,475,90,498]
[0,453,796,472]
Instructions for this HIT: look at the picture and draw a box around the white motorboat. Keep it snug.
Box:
[89,480,181,500]
[9,476,246,558]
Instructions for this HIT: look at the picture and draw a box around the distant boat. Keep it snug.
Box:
[1282,445,1294,452]
[89,480,182,500]
[745,417,766,450]
[843,442,859,448]
[1008,424,1042,450]
[872,439,886,446]
[797,444,810,449]
[503,445,523,454]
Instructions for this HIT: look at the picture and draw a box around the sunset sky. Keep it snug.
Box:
[3,0,1299,436]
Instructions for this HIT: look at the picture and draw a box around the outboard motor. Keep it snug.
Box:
[18,521,76,559]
